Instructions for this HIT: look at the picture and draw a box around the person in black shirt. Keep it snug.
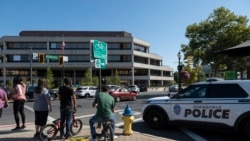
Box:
[58,77,76,139]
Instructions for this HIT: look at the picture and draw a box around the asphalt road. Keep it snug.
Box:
[0,91,244,141]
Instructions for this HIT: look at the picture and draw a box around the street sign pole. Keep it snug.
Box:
[92,40,108,92]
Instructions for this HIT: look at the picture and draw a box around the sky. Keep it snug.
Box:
[1,0,250,71]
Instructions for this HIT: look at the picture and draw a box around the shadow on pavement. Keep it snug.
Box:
[0,129,33,135]
[120,121,195,141]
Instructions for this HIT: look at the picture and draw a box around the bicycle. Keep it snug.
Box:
[40,111,83,140]
[95,120,114,141]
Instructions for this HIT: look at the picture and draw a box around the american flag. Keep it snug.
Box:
[62,41,65,50]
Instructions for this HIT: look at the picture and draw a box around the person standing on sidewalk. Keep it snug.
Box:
[11,76,27,130]
[89,85,118,141]
[33,78,52,138]
[0,87,9,118]
[58,77,77,139]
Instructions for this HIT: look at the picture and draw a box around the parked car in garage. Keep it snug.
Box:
[108,87,137,102]
[25,86,58,101]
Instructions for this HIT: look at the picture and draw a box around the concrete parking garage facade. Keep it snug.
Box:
[0,31,173,87]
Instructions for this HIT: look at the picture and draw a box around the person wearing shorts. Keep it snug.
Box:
[33,79,52,138]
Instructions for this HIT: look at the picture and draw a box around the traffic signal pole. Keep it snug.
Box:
[30,47,33,86]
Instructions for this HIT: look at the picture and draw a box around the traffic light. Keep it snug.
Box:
[39,53,45,64]
[59,56,64,65]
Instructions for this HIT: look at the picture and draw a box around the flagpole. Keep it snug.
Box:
[62,35,65,78]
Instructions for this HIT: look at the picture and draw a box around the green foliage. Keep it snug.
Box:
[182,7,250,76]
[44,67,54,89]
[106,77,112,85]
[92,76,99,86]
[6,80,13,89]
[80,68,93,86]
[112,69,120,85]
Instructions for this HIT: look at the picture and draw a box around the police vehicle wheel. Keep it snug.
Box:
[146,109,167,129]
[243,122,250,140]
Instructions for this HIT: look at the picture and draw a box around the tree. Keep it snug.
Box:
[106,77,112,85]
[80,68,93,86]
[92,76,99,86]
[44,67,54,89]
[182,7,250,76]
[112,69,120,85]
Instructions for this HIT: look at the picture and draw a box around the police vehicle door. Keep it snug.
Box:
[205,84,248,125]
[170,85,208,122]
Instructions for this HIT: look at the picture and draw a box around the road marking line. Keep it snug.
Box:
[24,105,55,123]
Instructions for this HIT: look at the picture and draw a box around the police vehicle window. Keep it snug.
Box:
[206,84,248,98]
[178,85,207,98]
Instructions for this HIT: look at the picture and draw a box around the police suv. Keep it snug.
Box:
[142,78,250,140]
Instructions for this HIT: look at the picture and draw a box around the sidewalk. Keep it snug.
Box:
[0,122,172,141]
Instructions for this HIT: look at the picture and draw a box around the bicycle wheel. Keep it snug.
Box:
[40,124,58,140]
[103,124,114,141]
[71,119,83,135]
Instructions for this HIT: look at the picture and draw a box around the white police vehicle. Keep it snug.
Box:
[141,78,250,140]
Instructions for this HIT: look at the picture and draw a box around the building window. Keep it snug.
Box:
[109,55,131,62]
[49,42,89,50]
[134,56,148,64]
[6,42,46,49]
[108,43,131,50]
[134,44,147,52]
[150,59,160,66]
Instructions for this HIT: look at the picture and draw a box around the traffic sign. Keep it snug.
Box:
[33,53,38,59]
[93,40,107,60]
[95,59,101,68]
[225,71,236,80]
[95,59,106,69]
[100,59,106,69]
[46,55,58,60]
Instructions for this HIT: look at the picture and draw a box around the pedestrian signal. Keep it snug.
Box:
[39,53,45,64]
[59,56,64,65]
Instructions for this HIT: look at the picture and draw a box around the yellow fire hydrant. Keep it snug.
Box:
[122,104,134,135]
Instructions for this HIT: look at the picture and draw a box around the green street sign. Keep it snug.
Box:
[93,40,107,60]
[225,71,236,80]
[46,55,58,60]
[100,59,106,69]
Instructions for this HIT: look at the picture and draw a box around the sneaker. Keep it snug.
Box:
[59,135,64,139]
[114,135,118,139]
[21,125,26,129]
[33,132,40,138]
[12,127,21,131]
[64,134,71,139]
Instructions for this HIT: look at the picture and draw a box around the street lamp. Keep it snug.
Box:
[177,51,182,92]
